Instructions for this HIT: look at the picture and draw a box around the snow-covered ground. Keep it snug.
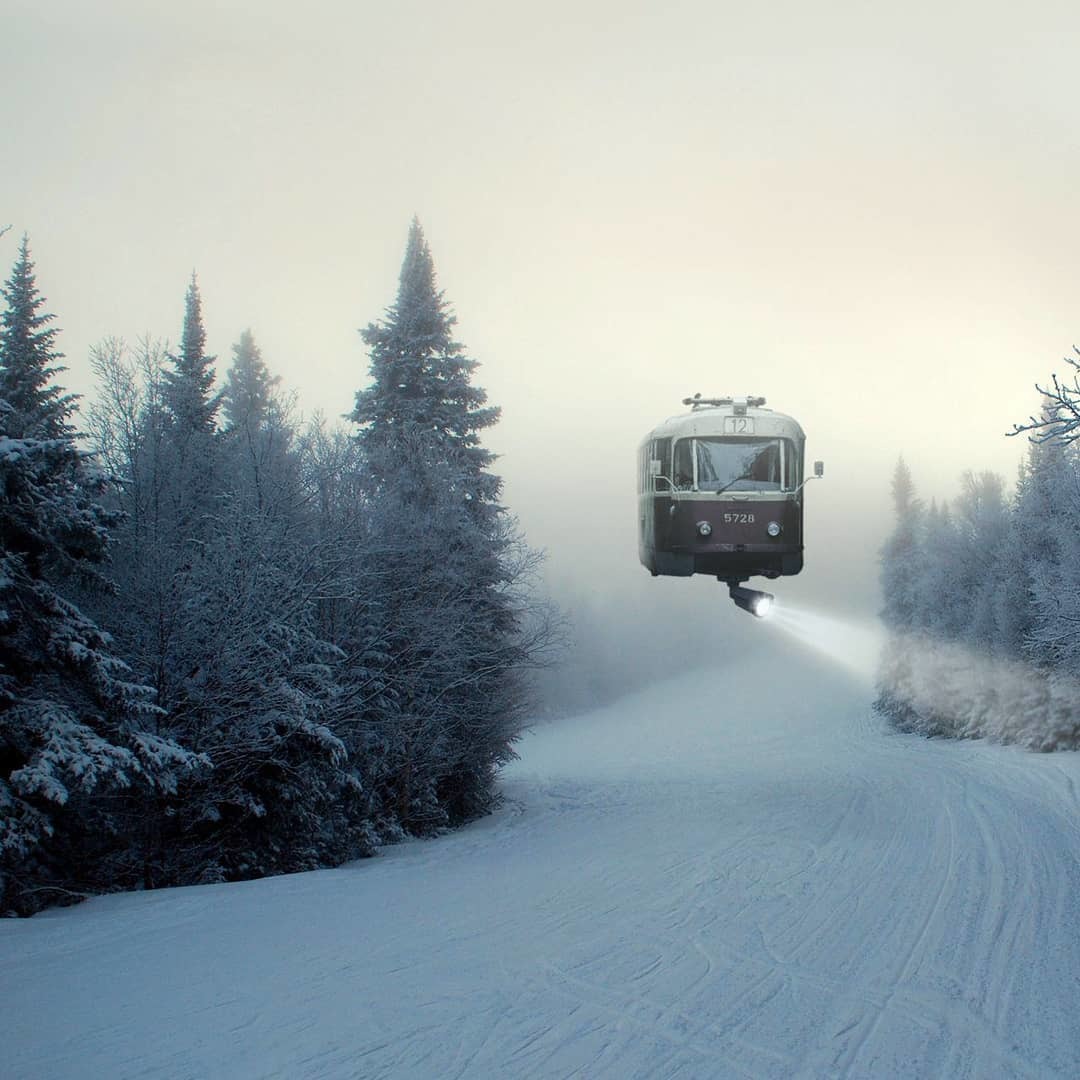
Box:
[4,624,1080,1079]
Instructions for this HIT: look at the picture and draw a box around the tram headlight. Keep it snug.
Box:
[729,585,776,619]
[767,521,782,537]
[696,520,712,537]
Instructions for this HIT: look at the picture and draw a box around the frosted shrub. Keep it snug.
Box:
[876,633,1080,751]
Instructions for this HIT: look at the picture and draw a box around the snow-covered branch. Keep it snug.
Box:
[1009,346,1080,444]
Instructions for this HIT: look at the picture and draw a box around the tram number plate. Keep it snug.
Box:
[722,416,755,434]
[723,512,755,524]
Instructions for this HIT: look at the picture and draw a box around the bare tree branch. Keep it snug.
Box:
[1008,346,1080,444]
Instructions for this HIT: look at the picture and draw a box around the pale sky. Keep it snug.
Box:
[4,0,1079,617]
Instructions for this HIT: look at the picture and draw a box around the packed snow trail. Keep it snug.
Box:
[4,635,1080,1079]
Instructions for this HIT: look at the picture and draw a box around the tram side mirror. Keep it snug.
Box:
[649,460,662,476]
[814,461,824,478]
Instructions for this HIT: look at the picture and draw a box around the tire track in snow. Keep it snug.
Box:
[831,769,958,1077]
[535,957,785,1078]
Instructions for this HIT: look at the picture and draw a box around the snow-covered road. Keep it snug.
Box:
[4,631,1080,1079]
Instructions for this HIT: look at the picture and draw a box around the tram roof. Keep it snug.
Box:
[643,400,806,444]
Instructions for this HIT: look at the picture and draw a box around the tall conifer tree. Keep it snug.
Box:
[0,241,198,914]
[222,328,279,433]
[163,273,219,436]
[160,274,220,535]
[352,218,500,505]
[1014,431,1079,666]
[880,457,923,631]
[349,220,528,828]
[0,237,76,440]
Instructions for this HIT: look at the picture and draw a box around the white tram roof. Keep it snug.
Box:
[643,397,805,444]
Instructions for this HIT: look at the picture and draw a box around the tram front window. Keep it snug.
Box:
[674,437,791,492]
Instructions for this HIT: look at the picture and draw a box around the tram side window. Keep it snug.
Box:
[650,438,671,492]
[673,439,694,490]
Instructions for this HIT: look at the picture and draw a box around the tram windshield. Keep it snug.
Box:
[673,437,796,493]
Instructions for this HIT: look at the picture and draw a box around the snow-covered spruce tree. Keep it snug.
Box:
[85,283,221,750]
[162,336,367,880]
[878,462,1018,738]
[220,329,290,514]
[150,497,360,882]
[1009,355,1080,668]
[163,273,219,438]
[294,414,396,843]
[0,239,199,915]
[83,282,221,713]
[879,458,923,632]
[0,238,77,442]
[952,471,1011,652]
[991,463,1036,659]
[348,219,534,830]
[1014,421,1080,670]
[875,458,925,730]
[912,499,951,637]
[221,328,280,434]
[86,328,366,883]
[161,274,220,536]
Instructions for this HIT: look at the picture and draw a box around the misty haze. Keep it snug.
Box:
[3,1,1080,1077]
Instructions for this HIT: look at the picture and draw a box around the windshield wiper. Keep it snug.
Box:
[713,472,755,496]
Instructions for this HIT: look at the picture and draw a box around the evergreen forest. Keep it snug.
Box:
[0,222,555,916]
[877,358,1080,749]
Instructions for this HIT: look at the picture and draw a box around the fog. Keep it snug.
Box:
[5,0,1080,709]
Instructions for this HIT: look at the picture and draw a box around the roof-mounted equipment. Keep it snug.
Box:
[681,393,767,411]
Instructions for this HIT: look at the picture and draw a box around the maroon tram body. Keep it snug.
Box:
[638,396,815,587]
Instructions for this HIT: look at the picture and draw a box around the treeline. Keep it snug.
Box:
[877,362,1080,749]
[0,222,555,916]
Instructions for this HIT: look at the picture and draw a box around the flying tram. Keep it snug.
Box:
[637,394,823,616]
